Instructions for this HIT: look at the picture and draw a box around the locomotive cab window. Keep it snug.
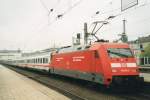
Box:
[107,48,133,58]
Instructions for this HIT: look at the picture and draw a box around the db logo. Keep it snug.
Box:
[121,63,127,67]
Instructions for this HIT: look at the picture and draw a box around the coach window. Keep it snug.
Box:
[44,58,46,63]
[39,58,40,63]
[27,60,29,63]
[35,59,37,63]
[45,58,47,63]
[39,58,41,63]
[46,58,48,63]
[47,58,49,63]
[39,58,42,63]
[40,58,42,63]
[32,59,34,63]
[42,58,44,63]
[37,58,39,63]
[43,58,44,63]
[43,58,45,63]
[46,58,47,63]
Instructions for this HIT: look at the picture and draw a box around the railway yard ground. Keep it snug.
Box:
[1,64,150,100]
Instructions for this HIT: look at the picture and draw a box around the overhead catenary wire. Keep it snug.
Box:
[89,0,150,31]
[56,0,84,19]
[37,0,150,36]
[37,0,84,32]
[87,0,150,42]
[40,0,50,12]
[40,0,62,15]
[92,0,150,18]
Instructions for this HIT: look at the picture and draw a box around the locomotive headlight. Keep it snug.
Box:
[111,63,121,68]
[126,63,136,67]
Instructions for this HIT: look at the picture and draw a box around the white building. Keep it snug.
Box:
[129,35,150,66]
[0,50,22,63]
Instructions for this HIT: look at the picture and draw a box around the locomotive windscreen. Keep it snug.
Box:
[107,48,133,58]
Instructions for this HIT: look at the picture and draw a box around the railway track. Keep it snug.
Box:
[4,65,150,100]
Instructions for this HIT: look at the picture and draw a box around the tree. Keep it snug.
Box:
[140,43,150,57]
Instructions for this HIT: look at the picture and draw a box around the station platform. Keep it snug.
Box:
[0,65,70,100]
[141,73,150,82]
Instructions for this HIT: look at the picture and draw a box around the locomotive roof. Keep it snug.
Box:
[89,42,129,50]
[58,42,129,53]
[92,42,128,46]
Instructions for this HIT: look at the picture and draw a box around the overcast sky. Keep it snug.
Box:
[0,0,150,51]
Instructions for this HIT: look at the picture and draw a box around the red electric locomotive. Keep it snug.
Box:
[49,42,144,87]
